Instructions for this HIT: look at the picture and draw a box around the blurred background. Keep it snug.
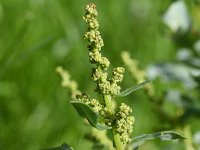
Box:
[0,0,200,149]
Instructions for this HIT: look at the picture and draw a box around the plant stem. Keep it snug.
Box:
[104,95,124,150]
[104,95,112,113]
[112,130,124,150]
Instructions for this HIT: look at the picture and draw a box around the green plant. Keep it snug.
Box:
[46,3,185,150]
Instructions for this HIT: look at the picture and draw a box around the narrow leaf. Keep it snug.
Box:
[70,101,111,130]
[119,80,151,97]
[131,131,185,143]
[41,143,73,150]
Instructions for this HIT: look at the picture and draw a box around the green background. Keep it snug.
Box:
[0,0,199,149]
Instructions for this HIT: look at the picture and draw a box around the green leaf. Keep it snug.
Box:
[130,131,185,148]
[41,143,73,150]
[131,131,185,142]
[119,80,151,97]
[70,101,111,130]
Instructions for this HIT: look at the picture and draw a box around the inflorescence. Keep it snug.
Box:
[75,3,135,146]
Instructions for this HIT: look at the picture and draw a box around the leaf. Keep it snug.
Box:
[130,131,185,148]
[70,101,111,130]
[41,143,73,150]
[131,131,185,142]
[119,80,151,97]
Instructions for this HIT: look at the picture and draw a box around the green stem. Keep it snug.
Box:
[104,95,124,150]
[112,130,124,150]
[104,95,112,113]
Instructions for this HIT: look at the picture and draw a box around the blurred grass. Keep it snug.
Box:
[0,0,199,150]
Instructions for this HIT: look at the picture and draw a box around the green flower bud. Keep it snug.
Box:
[115,103,134,144]
[92,68,108,82]
[85,3,98,17]
[100,57,110,69]
[113,67,125,74]
[89,51,102,63]
[76,93,90,105]
[120,132,130,144]
[90,98,103,113]
[127,116,135,133]
[112,67,125,83]
[98,80,111,95]
[89,19,99,29]
[110,82,121,96]
[119,103,132,116]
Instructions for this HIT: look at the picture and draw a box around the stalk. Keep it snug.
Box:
[104,95,112,113]
[104,95,124,150]
[112,130,124,150]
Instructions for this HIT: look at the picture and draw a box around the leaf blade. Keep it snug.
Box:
[119,80,151,97]
[129,131,185,149]
[131,131,185,143]
[70,101,111,130]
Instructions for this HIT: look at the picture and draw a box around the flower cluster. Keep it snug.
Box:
[76,93,103,113]
[115,103,135,144]
[81,3,135,148]
[84,3,124,97]
[109,67,125,96]
[84,3,108,68]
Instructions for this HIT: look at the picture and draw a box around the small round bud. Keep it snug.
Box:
[115,103,134,145]
[89,51,102,63]
[100,57,110,69]
[112,67,125,83]
[85,3,97,17]
[110,82,121,96]
[92,68,108,82]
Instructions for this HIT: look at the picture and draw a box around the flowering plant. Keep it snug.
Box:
[45,3,185,150]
